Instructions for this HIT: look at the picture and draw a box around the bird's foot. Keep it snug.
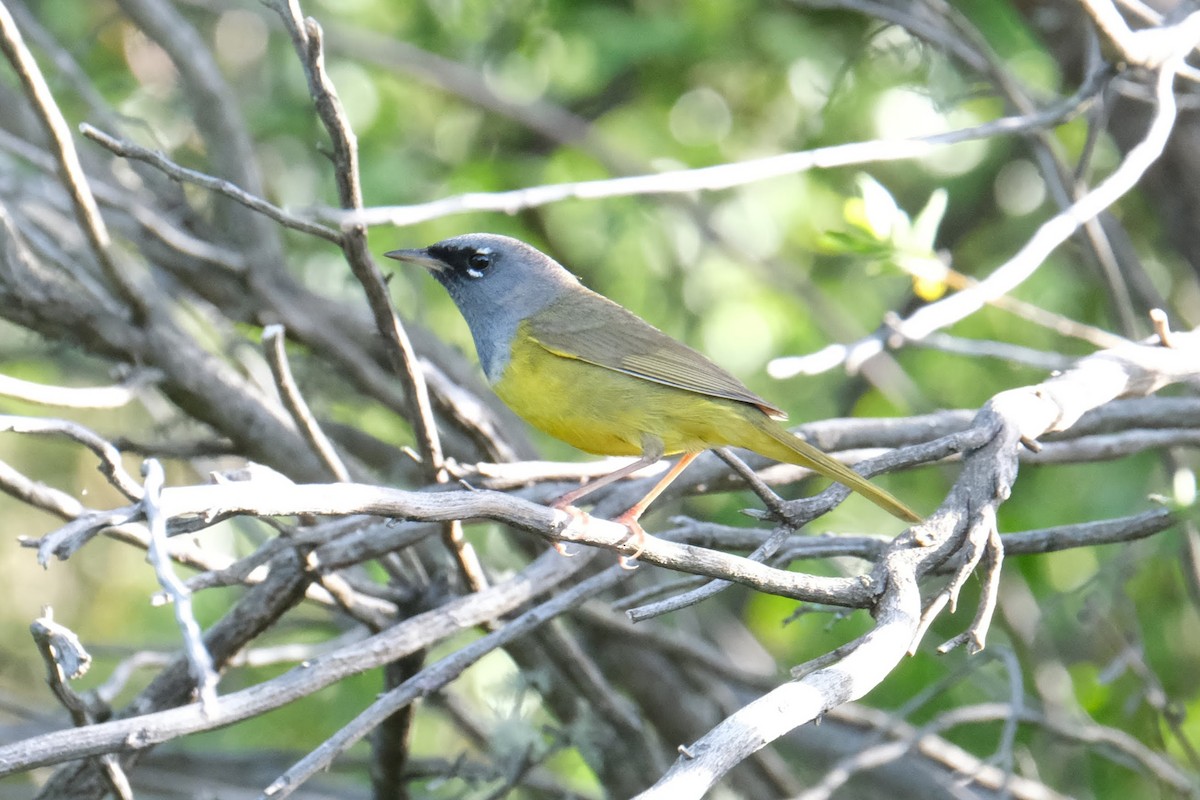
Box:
[612,511,647,570]
[551,503,590,557]
[550,501,646,569]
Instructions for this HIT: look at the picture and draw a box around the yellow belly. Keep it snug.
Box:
[492,326,758,457]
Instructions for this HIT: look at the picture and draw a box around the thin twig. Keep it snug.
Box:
[1149,307,1175,347]
[712,448,788,519]
[0,2,143,315]
[775,46,1191,376]
[0,458,86,520]
[30,610,132,800]
[0,415,143,501]
[0,126,248,273]
[900,331,1079,372]
[269,0,444,471]
[140,460,219,714]
[333,76,1103,228]
[0,548,587,776]
[267,5,482,598]
[928,701,1194,794]
[0,371,157,409]
[938,523,1004,655]
[270,3,448,462]
[81,124,344,245]
[262,324,351,482]
[626,524,794,623]
[260,561,627,797]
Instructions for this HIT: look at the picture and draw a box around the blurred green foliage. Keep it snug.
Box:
[1,0,1197,797]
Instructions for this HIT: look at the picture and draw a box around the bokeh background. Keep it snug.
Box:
[1,0,1198,797]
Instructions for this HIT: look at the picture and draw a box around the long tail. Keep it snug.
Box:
[745,417,921,523]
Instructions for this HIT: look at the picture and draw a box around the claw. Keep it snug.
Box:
[613,512,647,567]
[552,504,589,557]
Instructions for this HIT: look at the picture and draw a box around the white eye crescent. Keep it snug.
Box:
[466,250,493,278]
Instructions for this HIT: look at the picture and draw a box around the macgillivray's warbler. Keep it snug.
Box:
[386,234,920,554]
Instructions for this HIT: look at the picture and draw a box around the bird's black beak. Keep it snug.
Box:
[384,248,446,273]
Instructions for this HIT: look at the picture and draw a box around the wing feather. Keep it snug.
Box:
[526,289,785,418]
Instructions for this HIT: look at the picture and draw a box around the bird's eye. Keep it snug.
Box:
[465,252,492,277]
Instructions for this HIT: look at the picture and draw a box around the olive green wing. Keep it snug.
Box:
[527,288,786,418]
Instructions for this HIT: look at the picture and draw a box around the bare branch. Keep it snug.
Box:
[0,415,143,501]
[262,562,629,797]
[637,326,1200,794]
[773,49,1191,377]
[641,549,921,798]
[262,324,351,482]
[0,1,144,314]
[140,460,219,713]
[81,124,344,245]
[31,479,876,607]
[0,457,86,519]
[927,702,1195,794]
[626,523,794,623]
[0,548,586,776]
[29,545,316,796]
[29,610,132,799]
[268,0,446,480]
[1080,1,1200,68]
[334,75,1104,229]
[0,370,157,409]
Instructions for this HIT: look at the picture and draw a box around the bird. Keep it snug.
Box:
[386,233,919,558]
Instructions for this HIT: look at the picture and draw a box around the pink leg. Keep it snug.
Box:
[614,451,701,563]
[552,454,660,509]
[551,453,660,561]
